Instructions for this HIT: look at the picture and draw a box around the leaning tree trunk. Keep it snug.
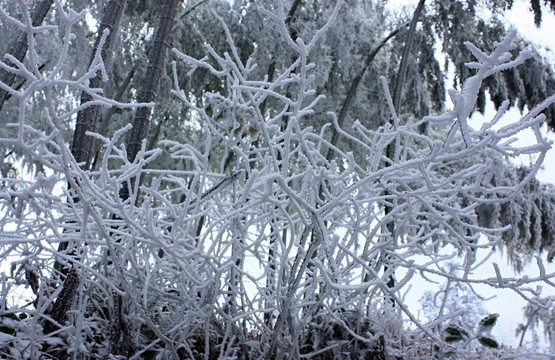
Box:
[125,0,180,166]
[0,0,54,112]
[382,0,426,301]
[325,24,404,162]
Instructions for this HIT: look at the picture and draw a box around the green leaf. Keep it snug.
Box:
[444,324,469,338]
[445,335,463,343]
[0,325,15,335]
[479,313,499,329]
[478,336,499,348]
[141,349,158,360]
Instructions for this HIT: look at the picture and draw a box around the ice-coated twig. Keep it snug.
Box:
[1,3,554,359]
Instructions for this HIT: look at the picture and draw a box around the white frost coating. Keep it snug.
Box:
[0,1,554,359]
[443,29,533,149]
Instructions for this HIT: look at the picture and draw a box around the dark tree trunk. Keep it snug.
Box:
[90,61,139,171]
[0,0,54,112]
[383,0,426,301]
[391,0,426,118]
[120,0,180,202]
[45,2,127,351]
[261,0,302,325]
[41,267,80,359]
[43,267,80,335]
[125,0,180,165]
[325,25,404,162]
[110,2,180,356]
[54,0,127,271]
[71,0,127,170]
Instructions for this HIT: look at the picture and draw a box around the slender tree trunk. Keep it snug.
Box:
[391,0,426,117]
[325,25,404,162]
[110,1,180,357]
[383,0,426,301]
[90,61,139,171]
[0,0,54,112]
[318,26,406,292]
[41,267,80,359]
[72,0,127,170]
[120,0,180,202]
[262,0,302,325]
[125,0,179,165]
[44,2,127,355]
[218,1,301,328]
[54,0,127,271]
[314,23,406,302]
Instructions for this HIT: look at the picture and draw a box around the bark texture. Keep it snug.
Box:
[120,0,180,201]
[125,0,180,165]
[71,0,127,169]
[54,0,127,265]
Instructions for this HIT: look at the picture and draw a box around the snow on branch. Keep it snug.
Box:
[0,1,554,359]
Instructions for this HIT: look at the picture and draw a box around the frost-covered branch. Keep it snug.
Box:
[1,1,554,359]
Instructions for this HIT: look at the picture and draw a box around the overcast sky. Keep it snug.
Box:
[387,0,555,349]
[484,1,555,348]
[503,0,555,185]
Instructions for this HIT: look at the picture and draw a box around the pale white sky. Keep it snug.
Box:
[502,0,555,185]
[388,0,555,350]
[481,2,555,349]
